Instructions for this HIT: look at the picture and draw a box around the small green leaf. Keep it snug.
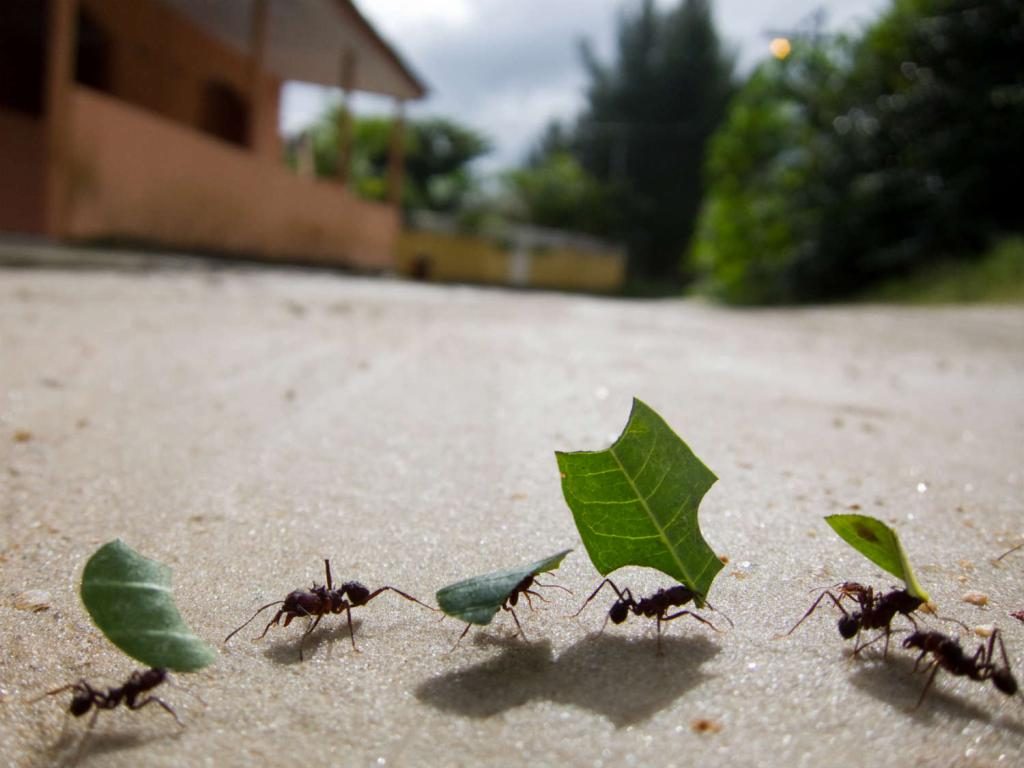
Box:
[556,398,722,606]
[824,514,930,602]
[81,540,216,672]
[437,549,572,625]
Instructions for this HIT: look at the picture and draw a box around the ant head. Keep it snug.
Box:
[342,581,370,603]
[837,614,860,639]
[992,669,1018,696]
[609,601,630,624]
[69,693,92,717]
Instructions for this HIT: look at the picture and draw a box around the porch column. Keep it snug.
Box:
[336,50,356,186]
[247,0,268,154]
[386,100,406,206]
[44,0,79,239]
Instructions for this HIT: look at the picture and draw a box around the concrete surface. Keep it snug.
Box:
[1,263,1022,768]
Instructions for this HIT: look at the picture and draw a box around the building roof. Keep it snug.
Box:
[159,0,427,100]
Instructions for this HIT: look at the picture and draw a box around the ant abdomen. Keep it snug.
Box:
[993,668,1018,696]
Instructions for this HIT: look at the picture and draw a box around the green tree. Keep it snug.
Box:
[575,0,735,282]
[504,151,616,234]
[301,111,490,213]
[693,0,1024,303]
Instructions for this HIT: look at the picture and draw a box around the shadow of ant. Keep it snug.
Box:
[33,722,182,768]
[261,619,364,665]
[848,652,1024,735]
[416,632,720,727]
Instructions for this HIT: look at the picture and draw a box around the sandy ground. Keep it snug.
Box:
[1,262,1023,768]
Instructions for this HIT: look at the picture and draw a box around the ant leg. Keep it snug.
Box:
[571,579,628,618]
[775,590,847,638]
[324,560,333,591]
[661,609,721,633]
[364,587,436,611]
[129,696,184,728]
[29,683,82,703]
[504,605,527,640]
[656,614,663,656]
[913,661,942,710]
[225,601,286,644]
[448,623,473,652]
[702,600,734,629]
[344,604,361,653]
[298,614,324,661]
[532,578,574,597]
[521,590,550,610]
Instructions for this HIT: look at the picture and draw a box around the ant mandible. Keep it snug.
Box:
[778,581,926,656]
[573,579,724,654]
[451,573,571,647]
[224,559,434,660]
[902,628,1018,708]
[33,667,182,729]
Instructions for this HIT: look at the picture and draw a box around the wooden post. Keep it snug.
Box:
[336,50,356,186]
[247,0,268,153]
[44,0,79,239]
[386,100,406,207]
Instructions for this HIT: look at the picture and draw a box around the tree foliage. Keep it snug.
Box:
[301,111,490,213]
[693,0,1024,303]
[573,0,735,282]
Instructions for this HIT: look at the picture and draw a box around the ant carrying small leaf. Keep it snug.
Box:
[32,667,183,730]
[573,578,728,654]
[777,581,930,656]
[448,572,573,648]
[224,559,434,660]
[903,628,1018,708]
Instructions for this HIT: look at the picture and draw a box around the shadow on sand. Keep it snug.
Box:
[261,618,364,665]
[848,652,1024,735]
[416,632,720,727]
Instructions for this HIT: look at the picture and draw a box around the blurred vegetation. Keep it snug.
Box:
[862,237,1024,303]
[543,0,736,283]
[294,112,490,213]
[692,0,1024,303]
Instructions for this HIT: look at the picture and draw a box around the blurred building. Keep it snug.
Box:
[0,0,424,268]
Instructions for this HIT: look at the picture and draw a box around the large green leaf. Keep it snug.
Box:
[556,398,722,606]
[81,540,216,672]
[825,514,930,601]
[437,549,572,625]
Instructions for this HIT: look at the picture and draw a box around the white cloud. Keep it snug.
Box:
[282,0,891,167]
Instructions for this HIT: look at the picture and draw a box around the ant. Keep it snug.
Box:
[902,628,1018,708]
[451,573,571,647]
[778,581,927,656]
[225,559,434,660]
[572,579,724,654]
[32,667,182,729]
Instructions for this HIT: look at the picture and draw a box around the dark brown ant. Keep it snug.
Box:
[32,667,182,729]
[778,581,927,656]
[451,573,571,647]
[224,559,434,660]
[573,579,724,654]
[902,628,1018,708]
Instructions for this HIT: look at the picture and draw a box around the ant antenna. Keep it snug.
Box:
[224,601,286,644]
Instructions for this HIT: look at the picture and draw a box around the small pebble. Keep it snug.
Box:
[13,430,32,443]
[691,718,722,734]
[962,591,989,607]
[974,624,995,638]
[13,590,51,612]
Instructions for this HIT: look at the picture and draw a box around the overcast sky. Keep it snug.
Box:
[281,0,889,170]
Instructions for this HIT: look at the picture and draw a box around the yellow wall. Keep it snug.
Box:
[397,230,625,292]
